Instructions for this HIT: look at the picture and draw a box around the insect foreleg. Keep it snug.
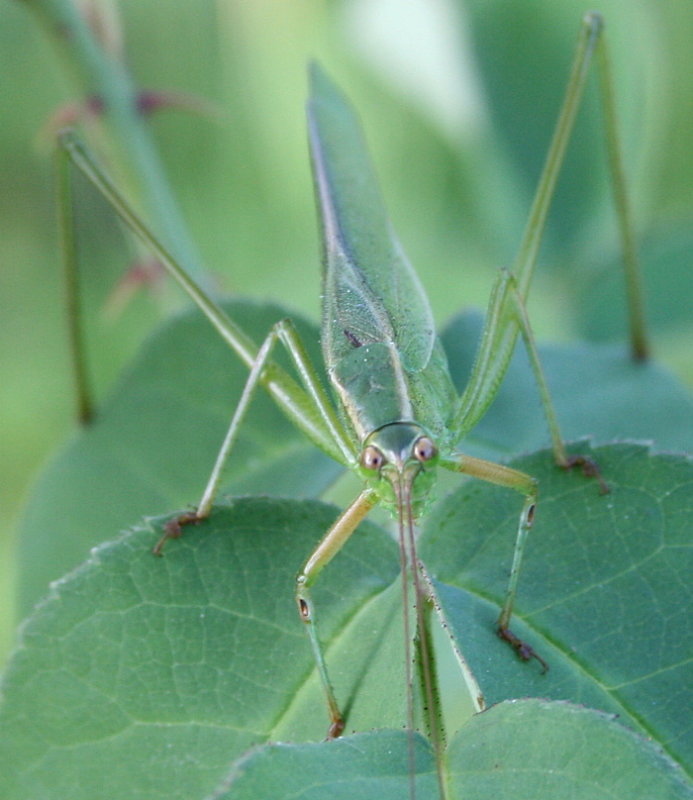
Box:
[195,316,356,514]
[296,488,379,738]
[153,317,355,554]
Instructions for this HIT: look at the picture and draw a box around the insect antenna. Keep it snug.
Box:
[394,482,417,800]
[396,479,448,800]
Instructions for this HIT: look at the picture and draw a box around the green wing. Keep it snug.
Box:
[308,64,436,376]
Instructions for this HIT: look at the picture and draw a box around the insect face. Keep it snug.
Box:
[359,422,439,514]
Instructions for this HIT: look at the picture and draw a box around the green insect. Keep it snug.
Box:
[56,12,645,798]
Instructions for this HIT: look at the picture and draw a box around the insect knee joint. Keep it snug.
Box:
[297,597,312,622]
[526,502,537,526]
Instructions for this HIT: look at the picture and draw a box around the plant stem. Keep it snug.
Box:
[22,0,210,290]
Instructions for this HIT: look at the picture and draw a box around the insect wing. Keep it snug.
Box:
[308,64,436,376]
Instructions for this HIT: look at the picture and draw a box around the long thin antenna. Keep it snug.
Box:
[406,489,447,799]
[395,485,417,800]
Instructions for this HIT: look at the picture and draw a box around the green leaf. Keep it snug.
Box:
[1,499,401,799]
[446,700,690,800]
[212,731,437,799]
[421,443,693,773]
[2,446,691,797]
[16,299,343,616]
[214,701,689,800]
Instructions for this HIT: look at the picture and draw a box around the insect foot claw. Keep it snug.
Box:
[497,626,549,674]
[152,510,202,556]
[326,717,345,739]
[561,454,610,494]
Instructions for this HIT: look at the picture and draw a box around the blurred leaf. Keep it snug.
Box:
[16,300,343,616]
[575,222,693,350]
[459,0,651,260]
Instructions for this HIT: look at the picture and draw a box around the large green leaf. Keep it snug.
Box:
[2,445,691,798]
[421,443,693,772]
[2,499,401,799]
[216,702,689,800]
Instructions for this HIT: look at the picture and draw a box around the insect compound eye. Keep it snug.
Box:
[413,436,437,463]
[361,445,385,471]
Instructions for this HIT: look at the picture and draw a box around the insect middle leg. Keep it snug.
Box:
[440,453,546,670]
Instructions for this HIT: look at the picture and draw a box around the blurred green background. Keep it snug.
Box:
[1,0,692,663]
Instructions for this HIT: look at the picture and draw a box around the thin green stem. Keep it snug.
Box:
[24,0,209,288]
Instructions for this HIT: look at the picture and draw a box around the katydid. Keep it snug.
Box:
[56,11,646,798]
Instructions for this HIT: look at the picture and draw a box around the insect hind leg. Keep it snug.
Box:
[506,271,610,494]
